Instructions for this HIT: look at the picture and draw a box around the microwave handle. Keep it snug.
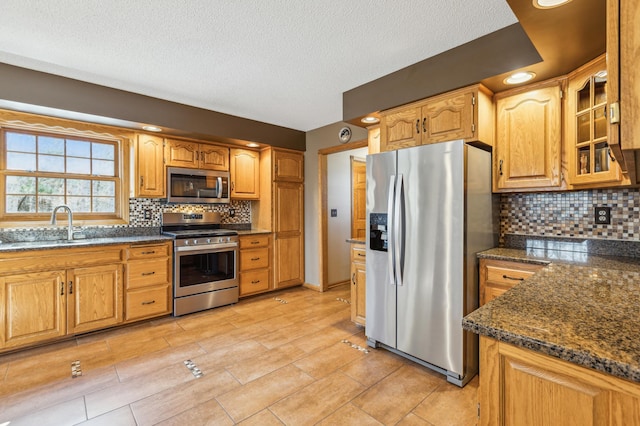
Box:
[217,176,223,199]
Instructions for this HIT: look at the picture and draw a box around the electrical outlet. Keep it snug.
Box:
[594,206,611,225]
[143,209,152,220]
[331,209,337,217]
[229,208,235,217]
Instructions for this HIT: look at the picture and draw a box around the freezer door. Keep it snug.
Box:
[365,150,397,348]
[395,140,465,375]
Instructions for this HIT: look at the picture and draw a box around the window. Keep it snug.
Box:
[1,125,127,224]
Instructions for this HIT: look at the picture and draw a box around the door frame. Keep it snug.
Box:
[318,139,368,292]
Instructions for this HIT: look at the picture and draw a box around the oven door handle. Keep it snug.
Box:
[175,242,238,253]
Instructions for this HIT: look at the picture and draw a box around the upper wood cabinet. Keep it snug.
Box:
[165,139,229,171]
[607,0,640,183]
[494,79,564,192]
[135,133,165,198]
[273,149,304,182]
[567,55,624,186]
[379,84,494,152]
[230,148,260,199]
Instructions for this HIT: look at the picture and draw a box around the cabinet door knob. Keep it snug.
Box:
[415,119,420,134]
[69,281,73,294]
[499,159,504,176]
[422,118,427,133]
[352,273,356,285]
[140,176,144,187]
[60,282,64,296]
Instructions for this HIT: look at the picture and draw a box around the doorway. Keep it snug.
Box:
[318,139,368,291]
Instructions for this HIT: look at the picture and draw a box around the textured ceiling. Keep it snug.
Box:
[0,0,517,132]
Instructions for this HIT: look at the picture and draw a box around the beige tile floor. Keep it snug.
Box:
[0,284,478,425]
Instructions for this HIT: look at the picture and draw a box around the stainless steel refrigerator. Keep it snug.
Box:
[365,139,496,387]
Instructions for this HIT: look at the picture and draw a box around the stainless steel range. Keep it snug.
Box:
[162,212,238,316]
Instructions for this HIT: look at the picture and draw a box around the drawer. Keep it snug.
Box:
[485,262,543,286]
[239,234,270,249]
[240,248,270,271]
[351,246,366,263]
[128,243,171,260]
[125,285,171,321]
[127,258,170,289]
[239,269,270,296]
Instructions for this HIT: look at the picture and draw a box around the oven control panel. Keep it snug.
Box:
[175,235,238,248]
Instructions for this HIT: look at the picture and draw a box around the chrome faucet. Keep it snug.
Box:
[50,204,74,241]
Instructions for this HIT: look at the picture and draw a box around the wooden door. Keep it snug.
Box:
[230,148,260,199]
[273,149,304,182]
[421,90,474,144]
[165,139,198,168]
[273,181,304,288]
[351,158,366,240]
[494,83,563,190]
[199,145,229,171]
[136,134,165,197]
[68,264,123,334]
[379,106,421,151]
[0,271,66,348]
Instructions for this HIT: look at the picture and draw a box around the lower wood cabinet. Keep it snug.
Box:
[239,234,272,297]
[479,336,640,425]
[0,245,126,350]
[350,243,366,326]
[0,241,173,353]
[124,242,172,322]
[479,258,545,306]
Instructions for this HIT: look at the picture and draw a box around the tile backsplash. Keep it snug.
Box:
[0,198,251,242]
[501,188,640,242]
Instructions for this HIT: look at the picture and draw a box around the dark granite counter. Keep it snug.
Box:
[465,246,640,383]
[236,229,272,236]
[346,238,365,245]
[0,235,173,253]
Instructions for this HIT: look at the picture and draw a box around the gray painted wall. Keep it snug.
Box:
[304,122,368,288]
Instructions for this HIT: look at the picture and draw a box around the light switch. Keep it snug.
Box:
[330,209,337,217]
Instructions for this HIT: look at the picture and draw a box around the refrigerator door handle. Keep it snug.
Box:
[394,173,404,286]
[387,175,396,285]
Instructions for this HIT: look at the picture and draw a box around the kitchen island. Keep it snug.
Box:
[464,247,640,425]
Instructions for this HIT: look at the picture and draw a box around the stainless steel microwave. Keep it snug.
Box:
[166,167,230,204]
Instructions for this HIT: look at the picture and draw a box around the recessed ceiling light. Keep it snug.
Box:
[142,125,162,132]
[504,71,536,85]
[246,142,260,148]
[361,116,380,124]
[533,0,572,9]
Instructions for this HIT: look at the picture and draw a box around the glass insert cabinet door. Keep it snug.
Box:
[568,55,622,185]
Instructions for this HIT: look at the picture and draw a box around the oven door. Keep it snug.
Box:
[174,243,238,298]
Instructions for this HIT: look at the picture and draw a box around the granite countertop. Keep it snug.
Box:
[0,235,173,252]
[465,247,640,383]
[346,238,365,245]
[236,229,272,235]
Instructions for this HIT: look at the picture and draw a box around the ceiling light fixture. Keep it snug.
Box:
[533,0,572,9]
[246,142,260,148]
[361,116,380,124]
[142,125,162,132]
[504,71,536,85]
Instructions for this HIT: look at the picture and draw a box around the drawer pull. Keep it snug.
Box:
[251,257,260,261]
[141,300,156,305]
[142,271,156,276]
[357,253,365,257]
[502,274,524,281]
[251,280,261,284]
[250,241,260,245]
[141,251,156,255]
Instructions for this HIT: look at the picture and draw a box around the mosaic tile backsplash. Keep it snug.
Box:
[0,198,251,242]
[501,188,640,242]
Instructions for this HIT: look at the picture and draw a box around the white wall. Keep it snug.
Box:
[304,122,368,288]
[326,148,368,284]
